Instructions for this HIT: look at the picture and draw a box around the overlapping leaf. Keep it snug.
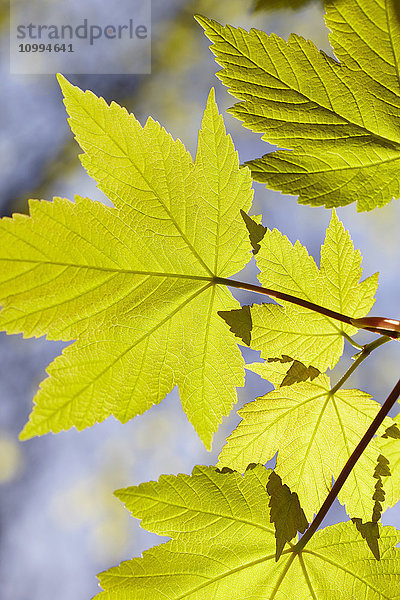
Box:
[197,0,400,210]
[220,361,388,520]
[0,77,254,447]
[96,465,400,599]
[378,414,400,509]
[267,471,308,560]
[230,211,378,372]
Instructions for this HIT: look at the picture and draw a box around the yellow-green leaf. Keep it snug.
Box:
[219,369,387,521]
[0,78,254,447]
[197,2,400,210]
[96,465,400,599]
[250,211,378,371]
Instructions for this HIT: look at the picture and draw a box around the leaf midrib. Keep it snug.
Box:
[0,256,214,281]
[71,87,215,277]
[121,491,275,535]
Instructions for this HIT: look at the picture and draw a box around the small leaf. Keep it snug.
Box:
[249,211,378,371]
[240,209,267,255]
[267,471,308,561]
[218,305,252,346]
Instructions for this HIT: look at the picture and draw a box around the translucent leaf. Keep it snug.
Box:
[0,78,254,447]
[219,371,388,520]
[115,464,272,541]
[250,211,378,371]
[96,465,400,599]
[197,2,400,210]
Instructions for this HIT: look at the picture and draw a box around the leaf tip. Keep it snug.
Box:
[56,72,73,94]
[18,423,35,442]
[206,86,217,106]
[193,14,211,29]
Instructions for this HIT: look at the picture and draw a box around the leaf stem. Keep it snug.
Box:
[329,336,391,396]
[341,331,364,350]
[213,277,400,339]
[293,376,400,553]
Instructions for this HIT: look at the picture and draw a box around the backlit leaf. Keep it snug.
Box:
[197,1,400,210]
[0,78,254,447]
[251,211,377,371]
[96,465,400,599]
[219,370,387,520]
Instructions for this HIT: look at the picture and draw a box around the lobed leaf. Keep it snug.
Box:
[197,1,400,210]
[0,78,254,447]
[96,465,400,599]
[219,369,388,521]
[226,211,378,372]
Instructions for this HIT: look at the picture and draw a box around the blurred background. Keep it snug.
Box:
[1,0,400,598]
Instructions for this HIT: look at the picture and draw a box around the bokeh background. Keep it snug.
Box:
[1,1,400,598]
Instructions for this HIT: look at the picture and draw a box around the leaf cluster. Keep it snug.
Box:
[1,0,400,598]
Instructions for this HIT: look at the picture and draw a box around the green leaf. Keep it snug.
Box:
[378,414,400,509]
[96,465,400,599]
[351,519,381,561]
[351,454,391,561]
[218,305,252,346]
[325,0,400,93]
[240,210,267,255]
[0,77,255,447]
[250,211,378,371]
[267,471,308,561]
[196,2,400,210]
[218,371,387,520]
[115,464,272,541]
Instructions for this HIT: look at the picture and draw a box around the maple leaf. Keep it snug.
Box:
[267,471,308,561]
[96,465,400,599]
[222,211,378,372]
[197,0,400,210]
[219,364,389,521]
[0,77,254,447]
[352,454,391,560]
